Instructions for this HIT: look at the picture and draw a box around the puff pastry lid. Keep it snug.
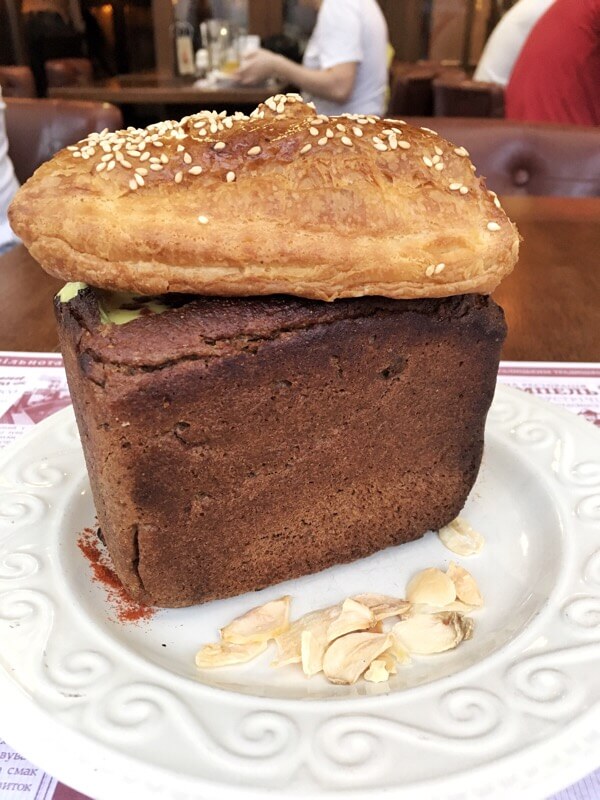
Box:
[9,93,519,300]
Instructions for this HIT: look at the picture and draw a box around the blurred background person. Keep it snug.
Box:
[506,0,600,125]
[0,89,19,255]
[235,0,389,117]
[22,0,86,95]
[473,0,555,86]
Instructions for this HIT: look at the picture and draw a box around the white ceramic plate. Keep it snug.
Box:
[0,385,599,800]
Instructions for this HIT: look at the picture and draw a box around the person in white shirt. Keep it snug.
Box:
[473,0,555,86]
[236,0,389,117]
[0,89,20,255]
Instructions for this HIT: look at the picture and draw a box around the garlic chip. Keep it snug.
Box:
[364,659,390,683]
[446,562,484,606]
[438,517,485,556]
[326,598,374,642]
[351,593,411,621]
[195,639,267,668]
[272,605,340,667]
[406,567,456,606]
[323,632,392,685]
[220,595,291,644]
[392,612,472,655]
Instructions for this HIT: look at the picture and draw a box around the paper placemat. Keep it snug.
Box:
[1,353,598,800]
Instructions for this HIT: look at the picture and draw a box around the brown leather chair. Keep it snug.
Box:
[433,77,505,118]
[0,66,36,98]
[5,98,122,184]
[388,63,467,117]
[45,58,93,89]
[406,117,600,196]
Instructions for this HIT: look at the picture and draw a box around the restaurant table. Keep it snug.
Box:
[0,195,599,798]
[48,74,282,108]
[1,196,599,359]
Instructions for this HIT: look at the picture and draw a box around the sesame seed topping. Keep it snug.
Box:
[487,221,501,231]
[434,162,444,171]
[107,161,116,171]
[134,172,145,186]
[341,136,353,146]
[425,265,435,277]
[326,128,334,138]
[174,171,183,184]
[135,167,148,176]
[421,126,438,135]
[434,146,443,156]
[353,126,363,137]
[373,142,388,152]
[139,151,150,161]
[336,123,346,132]
[493,196,502,209]
[160,154,169,164]
[128,178,138,191]
[72,151,82,158]
[120,159,132,169]
[198,215,209,224]
[213,141,226,151]
[318,137,328,146]
[150,163,163,171]
[310,127,319,136]
[435,263,445,274]
[128,149,141,157]
[247,145,262,156]
[177,144,185,152]
[449,183,462,191]
[398,141,410,150]
[101,153,113,162]
[189,166,203,175]
[95,162,106,172]
[423,156,433,167]
[183,152,192,164]
[153,141,163,147]
[454,146,469,157]
[226,171,236,182]
[459,186,469,195]
[300,143,312,154]
[432,154,440,164]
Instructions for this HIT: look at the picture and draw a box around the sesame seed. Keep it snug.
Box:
[398,141,410,150]
[423,156,433,167]
[434,146,443,156]
[247,145,262,156]
[300,143,312,154]
[487,221,501,231]
[134,172,145,186]
[432,155,440,164]
[454,146,469,157]
[135,167,148,176]
[310,127,319,136]
[101,153,113,162]
[72,151,82,158]
[95,162,106,172]
[373,142,388,151]
[434,162,444,171]
[183,152,192,164]
[198,215,209,224]
[67,145,78,151]
[353,126,363,137]
[174,171,183,184]
[139,151,150,161]
[188,166,203,175]
[421,126,438,135]
[107,161,116,171]
[493,196,502,209]
[425,265,435,277]
[336,123,346,132]
[389,134,398,150]
[449,183,462,191]
[120,160,132,169]
[226,171,236,182]
[276,102,285,113]
[160,154,169,164]
[341,136,353,146]
[153,141,163,147]
[459,186,469,195]
[326,128,334,138]
[128,149,141,157]
[435,263,445,274]
[372,136,384,145]
[150,163,163,171]
[318,137,328,146]
[213,142,226,151]
[128,178,138,191]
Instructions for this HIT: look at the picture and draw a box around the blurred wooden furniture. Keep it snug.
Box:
[5,97,122,184]
[406,117,600,196]
[0,65,36,97]
[1,197,599,362]
[388,62,466,117]
[45,58,93,89]
[48,75,283,108]
[433,77,505,117]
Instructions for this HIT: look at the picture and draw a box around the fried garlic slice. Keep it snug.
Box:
[364,659,390,683]
[351,593,411,621]
[271,605,340,667]
[323,632,392,685]
[406,567,456,606]
[301,629,328,676]
[438,517,485,556]
[220,595,291,645]
[195,639,267,668]
[392,612,472,655]
[326,598,374,642]
[446,562,484,606]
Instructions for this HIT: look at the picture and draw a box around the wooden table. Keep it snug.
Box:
[48,75,280,108]
[2,196,599,360]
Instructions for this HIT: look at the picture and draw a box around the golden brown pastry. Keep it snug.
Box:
[9,93,519,300]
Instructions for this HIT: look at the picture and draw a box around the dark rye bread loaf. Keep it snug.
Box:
[56,289,506,608]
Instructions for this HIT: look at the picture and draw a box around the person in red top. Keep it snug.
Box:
[505,0,600,126]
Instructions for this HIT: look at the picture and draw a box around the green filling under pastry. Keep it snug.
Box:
[57,282,170,325]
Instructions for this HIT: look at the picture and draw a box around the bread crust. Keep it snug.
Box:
[10,94,519,301]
